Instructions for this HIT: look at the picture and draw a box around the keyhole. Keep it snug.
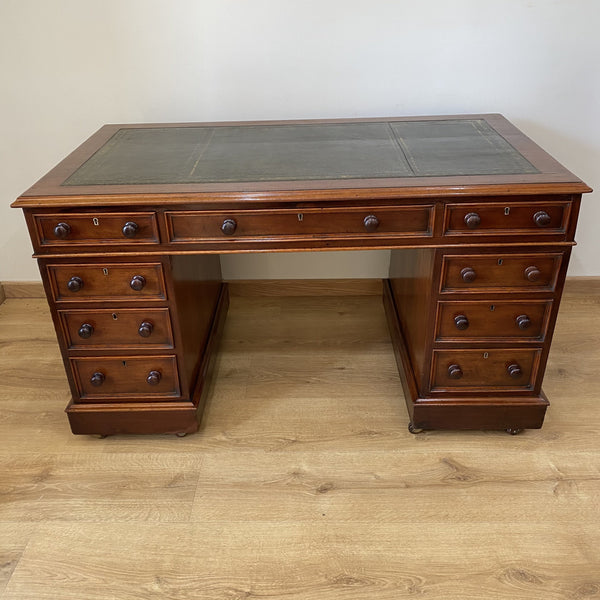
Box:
[490,305,495,312]
[112,313,118,320]
[483,352,489,359]
[498,259,504,266]
[298,213,304,222]
[504,207,510,216]
[93,217,100,226]
[103,268,109,276]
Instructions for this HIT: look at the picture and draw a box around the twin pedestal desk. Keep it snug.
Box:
[13,115,591,436]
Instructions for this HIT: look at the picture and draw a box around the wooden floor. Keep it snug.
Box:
[1,281,599,599]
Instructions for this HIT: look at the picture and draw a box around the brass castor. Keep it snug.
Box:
[505,428,522,435]
[175,432,188,438]
[408,422,425,435]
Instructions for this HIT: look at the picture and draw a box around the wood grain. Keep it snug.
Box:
[1,285,599,598]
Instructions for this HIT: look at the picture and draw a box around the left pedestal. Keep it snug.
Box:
[38,254,227,436]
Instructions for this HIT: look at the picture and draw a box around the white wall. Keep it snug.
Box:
[1,0,598,281]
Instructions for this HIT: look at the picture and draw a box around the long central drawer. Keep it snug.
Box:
[166,205,434,242]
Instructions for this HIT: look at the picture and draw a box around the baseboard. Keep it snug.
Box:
[0,276,597,304]
[0,281,45,301]
[227,279,383,296]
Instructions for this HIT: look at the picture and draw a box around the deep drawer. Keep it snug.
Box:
[59,308,174,349]
[435,300,552,342]
[71,355,180,401]
[443,201,571,236]
[430,349,541,392]
[440,253,563,293]
[166,205,434,242]
[47,263,167,302]
[33,212,159,247]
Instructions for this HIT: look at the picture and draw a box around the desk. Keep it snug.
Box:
[12,115,591,435]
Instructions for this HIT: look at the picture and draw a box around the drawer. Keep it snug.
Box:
[166,205,434,242]
[59,308,173,349]
[440,253,563,293]
[435,300,552,342]
[431,349,541,391]
[47,263,167,302]
[444,201,570,235]
[71,355,180,400]
[33,212,159,246]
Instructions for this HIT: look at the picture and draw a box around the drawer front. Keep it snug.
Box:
[59,308,173,349]
[444,201,570,235]
[71,355,180,400]
[431,349,541,391]
[435,300,552,342]
[34,212,159,246]
[48,263,167,302]
[166,206,433,242]
[440,253,563,293]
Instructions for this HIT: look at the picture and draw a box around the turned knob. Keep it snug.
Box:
[507,363,522,378]
[78,323,94,339]
[138,321,153,338]
[363,214,380,232]
[533,211,551,227]
[448,364,463,379]
[221,218,237,236]
[460,267,477,283]
[146,370,161,386]
[464,212,481,229]
[524,266,541,282]
[90,371,105,386]
[130,275,146,291]
[53,222,71,239]
[516,314,531,330]
[67,276,84,292]
[122,221,139,238]
[454,314,469,330]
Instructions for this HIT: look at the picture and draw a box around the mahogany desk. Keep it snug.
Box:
[12,115,591,436]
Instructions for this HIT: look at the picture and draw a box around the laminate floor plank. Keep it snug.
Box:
[3,522,599,599]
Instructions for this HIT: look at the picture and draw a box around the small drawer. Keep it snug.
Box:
[59,308,174,349]
[444,201,570,236]
[435,300,552,342]
[47,263,167,302]
[166,205,434,242]
[71,355,180,401]
[431,349,541,392]
[440,253,563,293]
[33,212,159,247]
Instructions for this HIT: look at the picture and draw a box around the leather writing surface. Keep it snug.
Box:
[63,119,538,186]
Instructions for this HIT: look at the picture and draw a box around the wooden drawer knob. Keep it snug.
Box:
[122,221,139,238]
[146,370,162,386]
[464,212,481,229]
[533,211,551,227]
[363,214,380,232]
[507,363,522,378]
[67,276,84,292]
[460,267,477,283]
[78,323,94,339]
[138,321,154,338]
[515,314,531,330]
[448,364,463,379]
[221,218,237,236]
[53,222,71,239]
[524,266,541,282]
[130,275,146,291]
[90,371,105,386]
[454,314,469,330]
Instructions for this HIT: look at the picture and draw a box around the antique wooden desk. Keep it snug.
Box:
[12,115,591,436]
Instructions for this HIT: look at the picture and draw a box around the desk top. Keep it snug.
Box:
[14,114,591,207]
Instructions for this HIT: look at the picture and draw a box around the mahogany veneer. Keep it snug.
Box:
[12,114,592,435]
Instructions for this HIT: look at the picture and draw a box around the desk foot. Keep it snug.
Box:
[505,428,523,436]
[408,422,425,435]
